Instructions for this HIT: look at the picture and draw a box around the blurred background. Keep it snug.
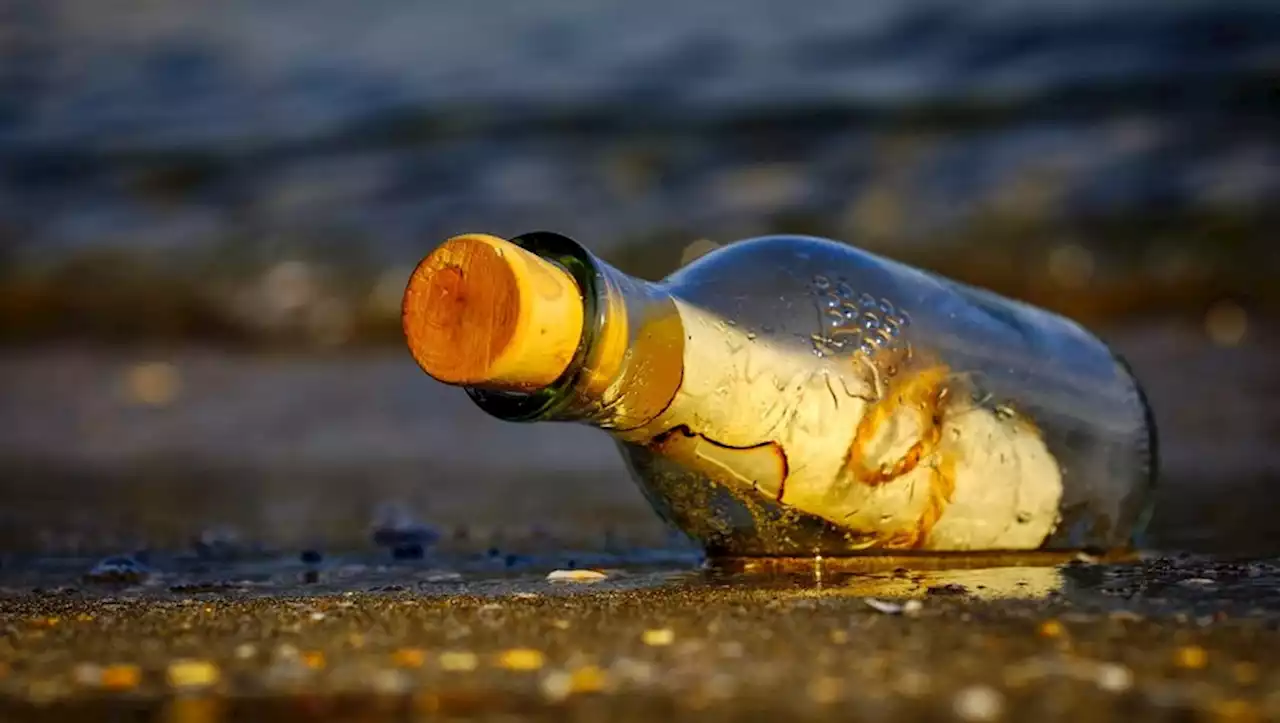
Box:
[0,0,1277,562]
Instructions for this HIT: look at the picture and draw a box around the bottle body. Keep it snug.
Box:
[611,235,1155,556]
[421,231,1157,557]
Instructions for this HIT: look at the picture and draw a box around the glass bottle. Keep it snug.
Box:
[401,230,1157,558]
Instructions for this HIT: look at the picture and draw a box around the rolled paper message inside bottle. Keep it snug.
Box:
[403,231,1157,558]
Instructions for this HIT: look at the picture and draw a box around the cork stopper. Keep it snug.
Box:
[402,233,585,392]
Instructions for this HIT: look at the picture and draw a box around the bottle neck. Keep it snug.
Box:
[464,231,685,431]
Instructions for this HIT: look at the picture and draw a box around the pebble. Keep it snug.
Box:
[100,664,142,691]
[166,659,221,689]
[84,556,151,584]
[438,651,478,672]
[952,684,1005,722]
[123,361,181,407]
[540,667,608,702]
[865,598,923,615]
[570,666,608,694]
[370,670,409,695]
[498,648,546,671]
[370,507,441,554]
[642,628,675,646]
[1174,645,1208,669]
[1094,663,1134,693]
[302,651,326,670]
[71,663,103,687]
[391,648,426,668]
[541,671,576,702]
[1038,620,1065,638]
[546,569,608,583]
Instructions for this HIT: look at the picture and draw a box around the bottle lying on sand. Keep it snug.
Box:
[402,231,1157,558]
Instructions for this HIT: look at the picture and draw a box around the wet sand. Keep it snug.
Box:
[1,554,1279,722]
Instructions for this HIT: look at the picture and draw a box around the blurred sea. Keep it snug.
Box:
[1,0,1277,345]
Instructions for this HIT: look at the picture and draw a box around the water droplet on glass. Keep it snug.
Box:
[824,296,840,310]
[879,514,894,523]
[827,315,845,329]
[813,275,831,291]
[726,319,737,326]
[746,332,757,341]
[995,405,1015,421]
[950,428,962,440]
[837,281,854,299]
[860,312,880,331]
[879,298,896,315]
[761,324,774,333]
[897,309,912,327]
[1016,511,1033,524]
[810,334,834,357]
[841,303,859,320]
[859,338,878,356]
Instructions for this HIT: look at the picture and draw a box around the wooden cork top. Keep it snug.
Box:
[402,233,585,392]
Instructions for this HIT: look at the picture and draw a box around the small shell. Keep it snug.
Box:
[864,598,923,615]
[546,569,608,583]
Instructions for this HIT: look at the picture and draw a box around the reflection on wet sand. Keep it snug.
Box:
[806,566,1067,601]
[705,560,1075,600]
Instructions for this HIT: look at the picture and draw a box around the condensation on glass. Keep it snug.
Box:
[463,231,1158,558]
